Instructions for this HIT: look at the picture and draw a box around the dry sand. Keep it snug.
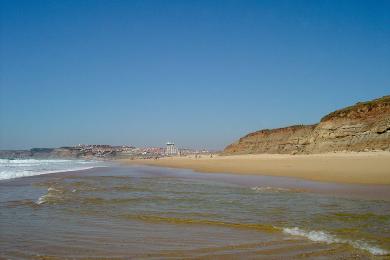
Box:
[121,152,390,185]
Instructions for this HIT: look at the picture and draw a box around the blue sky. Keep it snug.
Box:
[0,0,389,150]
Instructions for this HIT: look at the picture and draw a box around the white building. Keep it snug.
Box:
[165,142,178,155]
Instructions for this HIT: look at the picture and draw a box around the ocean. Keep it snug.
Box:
[0,160,389,259]
[0,159,104,180]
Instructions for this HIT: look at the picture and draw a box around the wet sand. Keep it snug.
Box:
[121,152,390,185]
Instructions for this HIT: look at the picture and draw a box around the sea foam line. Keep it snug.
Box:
[251,186,302,193]
[0,166,97,180]
[0,159,73,164]
[283,227,389,256]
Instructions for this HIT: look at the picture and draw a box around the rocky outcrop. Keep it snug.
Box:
[224,96,390,154]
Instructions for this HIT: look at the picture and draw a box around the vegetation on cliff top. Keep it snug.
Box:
[321,95,390,122]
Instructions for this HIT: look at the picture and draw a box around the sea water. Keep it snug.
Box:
[0,158,103,180]
[0,165,389,259]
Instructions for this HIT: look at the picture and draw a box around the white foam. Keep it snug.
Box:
[283,227,389,256]
[48,187,60,192]
[0,159,102,180]
[36,187,62,205]
[36,194,48,205]
[0,167,96,180]
[0,159,74,167]
[251,186,291,193]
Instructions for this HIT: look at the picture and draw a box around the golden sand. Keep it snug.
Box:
[121,152,390,185]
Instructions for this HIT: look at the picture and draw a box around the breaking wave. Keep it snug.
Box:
[283,227,389,256]
[0,159,102,180]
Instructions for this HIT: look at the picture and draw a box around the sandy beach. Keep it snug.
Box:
[121,152,390,185]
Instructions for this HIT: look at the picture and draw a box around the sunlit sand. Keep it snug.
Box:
[122,152,390,185]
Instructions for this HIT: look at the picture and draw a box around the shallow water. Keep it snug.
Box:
[1,165,389,259]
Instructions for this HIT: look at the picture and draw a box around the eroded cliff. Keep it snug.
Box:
[224,96,390,154]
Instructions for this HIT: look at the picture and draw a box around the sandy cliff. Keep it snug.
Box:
[224,96,390,154]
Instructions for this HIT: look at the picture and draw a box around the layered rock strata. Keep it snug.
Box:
[224,96,390,154]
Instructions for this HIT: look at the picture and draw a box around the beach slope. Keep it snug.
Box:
[122,152,390,185]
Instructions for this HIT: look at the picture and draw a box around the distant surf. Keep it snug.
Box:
[0,159,103,180]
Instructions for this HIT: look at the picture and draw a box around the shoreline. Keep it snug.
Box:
[2,163,389,258]
[120,151,390,185]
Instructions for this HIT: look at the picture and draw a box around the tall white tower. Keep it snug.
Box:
[165,142,178,155]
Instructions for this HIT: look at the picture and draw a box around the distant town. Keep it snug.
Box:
[0,142,213,159]
[75,142,212,158]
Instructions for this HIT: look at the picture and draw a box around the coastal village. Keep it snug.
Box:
[74,142,211,159]
[0,142,211,159]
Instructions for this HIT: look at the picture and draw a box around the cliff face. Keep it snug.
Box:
[224,96,390,154]
[224,125,316,154]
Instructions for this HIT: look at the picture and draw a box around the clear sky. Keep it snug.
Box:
[0,0,389,150]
